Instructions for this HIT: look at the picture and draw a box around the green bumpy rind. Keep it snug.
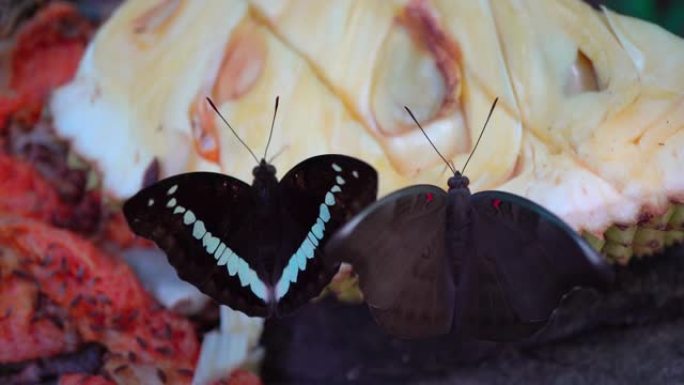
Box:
[586,203,684,264]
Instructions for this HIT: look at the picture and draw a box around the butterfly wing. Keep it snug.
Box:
[463,190,614,340]
[275,154,378,315]
[123,172,271,317]
[324,185,455,338]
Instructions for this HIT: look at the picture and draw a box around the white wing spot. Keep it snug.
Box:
[325,191,335,206]
[331,185,342,193]
[227,253,239,275]
[183,210,196,225]
[245,270,258,290]
[352,170,359,178]
[214,243,226,260]
[312,220,324,239]
[237,259,250,287]
[296,251,307,270]
[250,278,268,301]
[217,246,232,266]
[173,205,186,215]
[336,176,346,185]
[307,231,319,247]
[147,199,154,207]
[302,238,315,259]
[202,233,220,253]
[166,198,177,208]
[284,259,299,283]
[297,250,309,270]
[319,204,331,222]
[332,163,342,172]
[192,220,206,239]
[275,277,290,300]
[167,185,178,195]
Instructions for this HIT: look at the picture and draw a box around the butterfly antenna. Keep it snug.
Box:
[404,106,457,175]
[263,96,279,160]
[461,97,498,174]
[439,163,449,176]
[268,144,289,164]
[206,97,259,164]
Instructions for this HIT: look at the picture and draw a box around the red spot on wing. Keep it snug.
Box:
[426,193,434,203]
[492,198,502,210]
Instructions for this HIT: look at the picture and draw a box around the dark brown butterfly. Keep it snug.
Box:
[324,99,614,340]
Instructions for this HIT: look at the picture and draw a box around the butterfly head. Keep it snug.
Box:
[253,158,277,178]
[447,171,469,192]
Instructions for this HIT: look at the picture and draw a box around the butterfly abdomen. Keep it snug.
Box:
[445,187,473,286]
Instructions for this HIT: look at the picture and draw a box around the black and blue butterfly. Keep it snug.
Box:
[123,98,378,317]
[323,98,614,340]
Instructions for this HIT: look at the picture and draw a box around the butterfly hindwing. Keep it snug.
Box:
[123,172,271,317]
[274,155,378,314]
[324,185,455,338]
[464,190,614,340]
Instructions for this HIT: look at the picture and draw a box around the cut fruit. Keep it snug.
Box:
[49,0,684,262]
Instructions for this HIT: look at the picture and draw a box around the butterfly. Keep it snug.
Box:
[323,98,614,340]
[123,97,378,317]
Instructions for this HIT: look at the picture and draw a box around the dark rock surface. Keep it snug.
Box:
[261,245,684,384]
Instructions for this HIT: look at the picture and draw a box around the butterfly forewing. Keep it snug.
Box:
[275,155,378,315]
[325,185,455,338]
[465,190,613,339]
[123,172,271,317]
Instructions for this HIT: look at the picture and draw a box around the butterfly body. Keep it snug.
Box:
[246,160,285,292]
[325,171,614,340]
[124,155,378,318]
